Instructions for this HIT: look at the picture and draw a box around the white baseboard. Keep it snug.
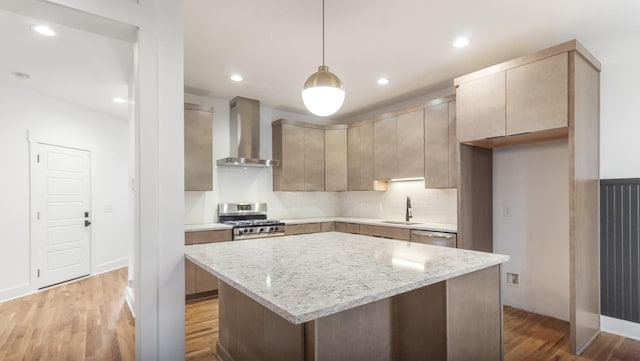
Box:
[0,283,38,303]
[0,259,128,304]
[601,315,640,341]
[94,258,128,275]
[125,286,135,318]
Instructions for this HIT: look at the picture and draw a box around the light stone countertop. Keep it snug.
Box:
[280,217,457,233]
[184,223,232,232]
[185,232,508,324]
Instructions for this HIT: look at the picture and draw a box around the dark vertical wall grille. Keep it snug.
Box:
[600,178,640,323]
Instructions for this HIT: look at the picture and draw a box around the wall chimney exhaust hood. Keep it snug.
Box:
[216,96,279,167]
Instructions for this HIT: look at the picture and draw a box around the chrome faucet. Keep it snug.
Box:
[406,196,413,222]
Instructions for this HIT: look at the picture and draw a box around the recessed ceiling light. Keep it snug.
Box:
[377,77,390,85]
[453,37,470,48]
[230,74,243,82]
[33,25,56,37]
[113,97,127,104]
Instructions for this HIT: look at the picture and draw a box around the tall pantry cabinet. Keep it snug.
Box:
[454,40,601,355]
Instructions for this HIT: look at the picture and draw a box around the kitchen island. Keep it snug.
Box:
[185,232,509,361]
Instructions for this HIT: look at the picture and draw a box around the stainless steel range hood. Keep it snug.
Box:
[216,96,279,167]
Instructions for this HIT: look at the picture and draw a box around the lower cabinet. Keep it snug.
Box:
[359,224,410,241]
[185,229,232,298]
[185,259,219,296]
[285,222,336,235]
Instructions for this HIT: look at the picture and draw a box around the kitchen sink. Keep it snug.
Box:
[381,220,422,225]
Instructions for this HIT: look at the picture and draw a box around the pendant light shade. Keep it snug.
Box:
[302,0,345,117]
[302,65,345,117]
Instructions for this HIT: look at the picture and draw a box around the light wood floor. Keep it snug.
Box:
[185,302,640,361]
[2,269,639,360]
[0,267,134,361]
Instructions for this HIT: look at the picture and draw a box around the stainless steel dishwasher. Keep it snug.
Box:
[410,230,457,248]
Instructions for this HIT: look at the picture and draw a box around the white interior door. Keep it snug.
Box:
[34,143,91,288]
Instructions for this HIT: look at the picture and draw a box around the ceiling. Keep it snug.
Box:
[184,0,639,121]
[0,9,133,120]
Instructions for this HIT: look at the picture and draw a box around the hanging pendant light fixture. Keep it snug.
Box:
[302,0,345,117]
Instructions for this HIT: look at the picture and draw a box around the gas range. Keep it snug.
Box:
[218,203,285,240]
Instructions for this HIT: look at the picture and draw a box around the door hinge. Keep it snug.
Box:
[37,154,40,163]
[37,212,40,220]
[37,269,40,278]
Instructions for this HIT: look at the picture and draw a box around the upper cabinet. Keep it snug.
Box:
[457,72,506,143]
[325,126,348,191]
[373,117,397,180]
[184,103,214,191]
[373,109,424,180]
[424,98,457,188]
[506,53,568,135]
[272,121,305,191]
[457,51,571,145]
[348,122,380,191]
[304,127,325,191]
[396,110,425,179]
[273,119,342,192]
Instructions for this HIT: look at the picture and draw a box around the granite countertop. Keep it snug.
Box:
[280,217,457,233]
[185,232,508,324]
[184,223,232,232]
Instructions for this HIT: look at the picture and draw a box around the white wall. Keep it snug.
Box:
[341,182,457,225]
[493,140,570,321]
[583,33,640,179]
[0,80,130,301]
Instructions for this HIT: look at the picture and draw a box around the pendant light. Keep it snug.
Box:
[302,0,345,117]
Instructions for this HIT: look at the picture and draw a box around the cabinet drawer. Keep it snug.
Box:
[335,222,347,233]
[360,224,410,241]
[321,222,336,232]
[185,229,232,245]
[285,223,322,235]
[346,223,360,234]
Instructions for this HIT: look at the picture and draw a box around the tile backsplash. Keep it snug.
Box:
[185,174,457,225]
[340,180,457,224]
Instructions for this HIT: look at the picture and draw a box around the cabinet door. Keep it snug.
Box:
[304,127,325,191]
[185,229,232,245]
[506,53,569,135]
[321,222,336,232]
[195,265,218,293]
[374,117,397,180]
[396,110,425,179]
[457,71,506,142]
[325,129,348,191]
[281,124,305,191]
[347,126,362,191]
[360,122,375,190]
[184,106,213,191]
[285,223,322,235]
[185,259,196,295]
[425,103,450,188]
[448,101,458,187]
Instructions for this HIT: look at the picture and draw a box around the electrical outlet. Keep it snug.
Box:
[506,272,520,287]
[503,206,512,217]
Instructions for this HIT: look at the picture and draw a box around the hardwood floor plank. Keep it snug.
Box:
[0,267,134,361]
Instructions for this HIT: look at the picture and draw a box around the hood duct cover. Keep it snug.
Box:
[216,96,279,167]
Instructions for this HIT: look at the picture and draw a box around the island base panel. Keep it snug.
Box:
[216,265,502,361]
